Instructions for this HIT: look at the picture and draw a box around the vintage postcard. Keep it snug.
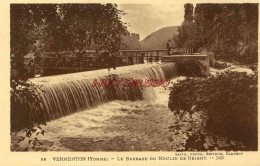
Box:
[0,0,259,165]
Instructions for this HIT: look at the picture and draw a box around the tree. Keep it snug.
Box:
[173,3,201,51]
[11,4,127,84]
[174,3,258,63]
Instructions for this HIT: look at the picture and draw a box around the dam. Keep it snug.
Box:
[13,63,178,128]
[13,52,213,131]
[12,51,213,133]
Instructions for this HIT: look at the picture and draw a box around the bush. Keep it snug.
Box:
[168,71,258,150]
[11,81,47,151]
[11,81,46,131]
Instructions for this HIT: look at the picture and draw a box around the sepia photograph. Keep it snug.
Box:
[10,2,258,154]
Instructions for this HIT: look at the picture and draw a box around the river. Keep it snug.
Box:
[11,63,252,151]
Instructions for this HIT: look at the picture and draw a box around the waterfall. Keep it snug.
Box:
[13,63,177,128]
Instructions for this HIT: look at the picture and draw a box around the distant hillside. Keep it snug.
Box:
[140,26,179,50]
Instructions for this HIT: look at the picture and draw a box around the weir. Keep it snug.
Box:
[21,63,178,126]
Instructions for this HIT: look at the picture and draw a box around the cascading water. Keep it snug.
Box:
[14,63,177,128]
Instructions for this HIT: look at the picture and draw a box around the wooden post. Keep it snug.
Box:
[136,52,138,64]
[146,52,148,63]
[157,51,159,62]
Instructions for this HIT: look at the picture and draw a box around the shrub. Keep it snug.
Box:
[168,70,258,150]
[11,81,46,131]
[11,81,47,151]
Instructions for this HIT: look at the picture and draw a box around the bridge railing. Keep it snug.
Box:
[37,48,195,75]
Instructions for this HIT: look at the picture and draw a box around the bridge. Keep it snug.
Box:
[35,48,214,76]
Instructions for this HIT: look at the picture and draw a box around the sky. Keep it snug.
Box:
[117,4,185,40]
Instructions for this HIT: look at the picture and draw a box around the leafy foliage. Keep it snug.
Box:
[11,81,46,131]
[174,4,258,64]
[174,4,202,52]
[16,125,46,151]
[168,71,258,150]
[11,81,47,151]
[11,4,127,82]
